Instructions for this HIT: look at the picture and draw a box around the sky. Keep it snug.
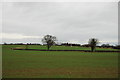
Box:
[1,1,118,45]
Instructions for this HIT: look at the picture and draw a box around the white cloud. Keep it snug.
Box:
[0,33,41,39]
[68,40,80,44]
[2,2,118,45]
[100,40,118,43]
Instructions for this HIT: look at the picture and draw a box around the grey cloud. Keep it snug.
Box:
[2,2,118,45]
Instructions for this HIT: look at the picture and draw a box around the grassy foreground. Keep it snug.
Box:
[2,45,118,78]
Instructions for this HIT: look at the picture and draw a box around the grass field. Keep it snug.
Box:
[2,45,118,78]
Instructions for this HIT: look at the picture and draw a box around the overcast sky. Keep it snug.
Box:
[1,2,118,45]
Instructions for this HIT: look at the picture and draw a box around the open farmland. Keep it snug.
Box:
[2,45,118,78]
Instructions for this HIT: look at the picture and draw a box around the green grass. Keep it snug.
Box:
[2,45,118,78]
[12,44,119,51]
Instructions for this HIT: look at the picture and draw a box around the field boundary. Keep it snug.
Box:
[12,49,120,52]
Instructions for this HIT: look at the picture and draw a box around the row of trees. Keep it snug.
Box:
[42,35,99,52]
[3,34,119,52]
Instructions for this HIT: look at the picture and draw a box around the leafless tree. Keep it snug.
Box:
[42,35,57,50]
[88,38,99,52]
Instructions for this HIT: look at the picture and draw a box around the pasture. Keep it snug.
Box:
[2,45,118,78]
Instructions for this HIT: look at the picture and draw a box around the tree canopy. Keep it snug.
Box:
[88,38,99,52]
[42,35,57,50]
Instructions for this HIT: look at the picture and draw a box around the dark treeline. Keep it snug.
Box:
[3,42,120,49]
[60,43,120,49]
[3,43,41,45]
[61,43,81,46]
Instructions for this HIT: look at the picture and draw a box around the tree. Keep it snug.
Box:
[42,35,57,50]
[101,44,110,48]
[88,38,99,52]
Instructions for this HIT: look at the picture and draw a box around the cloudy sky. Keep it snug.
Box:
[1,2,118,45]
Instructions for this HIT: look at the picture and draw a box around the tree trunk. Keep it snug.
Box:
[91,46,95,52]
[47,45,50,50]
[91,46,93,52]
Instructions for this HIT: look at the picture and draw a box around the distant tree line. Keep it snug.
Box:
[3,34,120,51]
[61,43,81,46]
[3,42,119,48]
[3,42,41,45]
[3,42,119,49]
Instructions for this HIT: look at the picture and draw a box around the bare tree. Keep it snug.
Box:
[88,38,99,52]
[42,35,57,50]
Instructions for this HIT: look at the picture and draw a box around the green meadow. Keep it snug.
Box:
[2,45,118,78]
